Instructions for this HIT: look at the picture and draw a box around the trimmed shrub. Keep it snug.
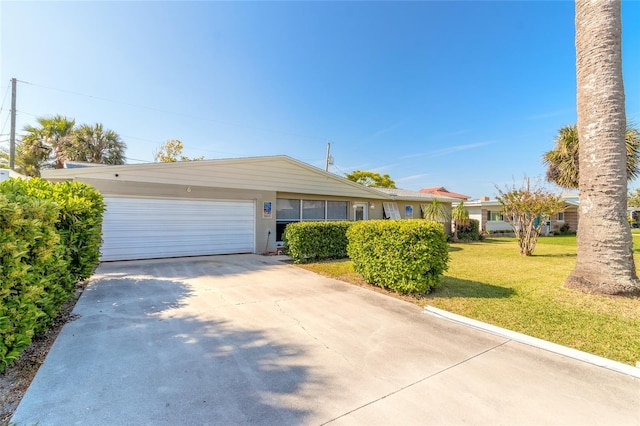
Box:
[456,219,482,241]
[0,178,105,281]
[283,221,352,263]
[555,223,575,236]
[347,220,449,294]
[0,178,105,372]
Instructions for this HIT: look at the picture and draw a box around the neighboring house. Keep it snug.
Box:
[0,169,27,182]
[419,186,470,201]
[42,155,457,262]
[462,194,579,235]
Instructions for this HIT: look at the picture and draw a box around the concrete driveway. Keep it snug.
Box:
[11,255,640,425]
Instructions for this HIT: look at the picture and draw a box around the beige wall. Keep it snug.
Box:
[71,179,453,256]
[79,178,278,254]
[550,206,579,234]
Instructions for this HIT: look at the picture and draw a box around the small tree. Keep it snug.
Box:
[154,139,204,162]
[628,188,640,208]
[421,198,450,226]
[496,179,565,256]
[345,170,396,188]
[451,201,470,240]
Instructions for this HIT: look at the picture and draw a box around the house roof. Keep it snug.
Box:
[464,194,580,208]
[43,155,391,199]
[373,187,460,203]
[419,186,470,200]
[42,155,455,204]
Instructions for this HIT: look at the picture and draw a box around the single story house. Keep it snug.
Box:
[462,194,580,235]
[42,155,458,262]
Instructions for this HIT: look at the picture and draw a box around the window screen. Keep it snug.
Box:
[302,200,325,220]
[276,199,300,220]
[327,201,348,220]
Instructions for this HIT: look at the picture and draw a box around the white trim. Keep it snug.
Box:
[353,202,369,221]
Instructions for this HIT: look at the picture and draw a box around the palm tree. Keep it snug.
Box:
[70,123,126,165]
[566,1,639,295]
[18,115,76,174]
[543,123,640,189]
[422,198,450,223]
[451,201,470,240]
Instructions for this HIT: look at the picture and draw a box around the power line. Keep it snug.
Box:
[0,114,10,138]
[0,82,10,114]
[123,157,154,164]
[18,80,328,142]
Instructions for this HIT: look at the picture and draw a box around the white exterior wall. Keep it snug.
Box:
[485,220,514,232]
[467,206,483,229]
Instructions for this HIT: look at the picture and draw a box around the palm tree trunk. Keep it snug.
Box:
[566,0,639,295]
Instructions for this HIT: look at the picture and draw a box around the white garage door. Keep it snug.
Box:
[101,197,255,261]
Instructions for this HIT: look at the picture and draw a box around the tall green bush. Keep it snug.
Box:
[283,221,352,263]
[456,219,482,241]
[0,178,104,372]
[0,178,105,281]
[347,220,449,294]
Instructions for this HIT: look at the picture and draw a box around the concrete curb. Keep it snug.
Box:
[424,305,640,379]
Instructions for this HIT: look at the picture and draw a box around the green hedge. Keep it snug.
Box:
[346,220,449,294]
[456,219,482,241]
[1,178,106,281]
[283,221,352,263]
[0,178,105,372]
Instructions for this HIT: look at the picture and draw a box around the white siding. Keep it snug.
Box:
[485,221,514,232]
[43,156,386,199]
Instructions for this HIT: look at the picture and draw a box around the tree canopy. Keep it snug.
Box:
[345,170,396,188]
[629,188,640,208]
[496,179,565,256]
[68,123,127,165]
[421,198,450,223]
[154,139,204,162]
[16,115,126,176]
[542,123,640,189]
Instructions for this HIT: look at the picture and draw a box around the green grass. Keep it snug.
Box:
[299,236,640,365]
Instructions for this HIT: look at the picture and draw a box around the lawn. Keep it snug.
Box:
[298,236,640,366]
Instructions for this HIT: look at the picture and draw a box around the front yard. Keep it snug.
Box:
[298,236,640,366]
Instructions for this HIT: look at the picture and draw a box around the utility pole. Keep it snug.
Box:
[9,78,16,170]
[325,141,333,172]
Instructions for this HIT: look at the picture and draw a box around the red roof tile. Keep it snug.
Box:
[419,187,470,200]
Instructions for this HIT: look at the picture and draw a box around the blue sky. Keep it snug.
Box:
[1,1,639,199]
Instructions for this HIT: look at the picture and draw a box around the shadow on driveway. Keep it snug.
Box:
[12,264,320,425]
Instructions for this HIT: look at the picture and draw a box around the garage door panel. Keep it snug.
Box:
[101,197,255,261]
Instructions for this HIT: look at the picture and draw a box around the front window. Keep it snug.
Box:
[276,199,300,220]
[276,198,350,240]
[302,200,325,220]
[487,211,504,221]
[557,212,565,221]
[327,201,348,220]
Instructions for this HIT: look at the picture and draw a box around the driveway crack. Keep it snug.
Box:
[320,340,511,425]
[273,300,330,350]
